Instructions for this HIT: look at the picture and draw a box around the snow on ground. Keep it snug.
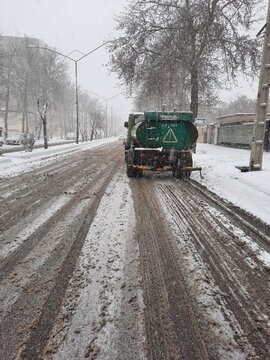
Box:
[159,198,250,360]
[1,140,269,225]
[192,144,270,225]
[45,171,144,359]
[0,138,117,177]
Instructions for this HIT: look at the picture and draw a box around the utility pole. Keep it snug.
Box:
[249,0,270,171]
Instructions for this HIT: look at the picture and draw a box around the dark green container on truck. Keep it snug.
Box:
[124,111,201,178]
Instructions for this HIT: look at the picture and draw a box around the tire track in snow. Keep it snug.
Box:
[0,195,71,260]
[0,144,124,359]
[18,164,120,359]
[157,180,270,358]
[42,171,145,360]
[132,178,209,360]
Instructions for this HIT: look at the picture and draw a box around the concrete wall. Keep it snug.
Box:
[217,123,253,148]
[215,114,267,148]
[198,113,268,149]
[197,126,207,143]
[206,124,219,144]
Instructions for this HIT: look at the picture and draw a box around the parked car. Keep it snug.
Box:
[66,133,76,140]
[5,134,22,145]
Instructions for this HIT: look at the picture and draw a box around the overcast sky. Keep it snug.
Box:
[0,0,132,128]
[0,0,268,122]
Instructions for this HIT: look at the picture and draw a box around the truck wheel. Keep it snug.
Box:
[176,171,182,180]
[137,169,143,178]
[127,166,135,177]
[184,152,193,178]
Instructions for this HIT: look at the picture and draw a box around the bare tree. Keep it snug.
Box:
[216,95,257,116]
[0,36,72,139]
[37,98,49,149]
[52,80,75,139]
[134,61,191,111]
[14,37,35,134]
[28,44,71,139]
[2,58,12,139]
[0,37,18,139]
[108,0,261,118]
[77,93,106,141]
[0,35,112,142]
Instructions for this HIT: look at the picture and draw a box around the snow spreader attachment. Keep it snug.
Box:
[125,147,202,178]
[126,163,203,179]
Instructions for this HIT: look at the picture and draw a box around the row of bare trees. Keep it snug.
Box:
[0,35,106,141]
[108,0,263,118]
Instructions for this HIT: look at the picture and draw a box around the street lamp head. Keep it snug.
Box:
[29,41,114,142]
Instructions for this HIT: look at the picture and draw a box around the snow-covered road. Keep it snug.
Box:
[0,141,270,359]
[1,140,269,224]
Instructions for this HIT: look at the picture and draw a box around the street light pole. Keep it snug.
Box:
[75,61,79,143]
[86,90,122,137]
[29,41,111,144]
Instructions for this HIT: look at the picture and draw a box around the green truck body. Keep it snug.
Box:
[131,111,197,150]
[124,111,201,178]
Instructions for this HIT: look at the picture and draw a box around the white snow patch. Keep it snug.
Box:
[157,190,251,359]
[0,200,92,315]
[192,144,270,225]
[47,171,136,359]
[0,195,70,260]
[207,205,270,269]
[1,141,269,226]
[0,138,117,178]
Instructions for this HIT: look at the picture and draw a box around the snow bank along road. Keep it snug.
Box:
[0,142,270,359]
